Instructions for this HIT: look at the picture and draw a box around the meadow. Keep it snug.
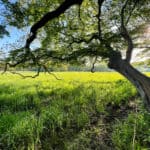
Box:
[0,72,150,150]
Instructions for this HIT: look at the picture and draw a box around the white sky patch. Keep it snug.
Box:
[30,39,41,50]
[131,48,146,63]
[0,26,30,53]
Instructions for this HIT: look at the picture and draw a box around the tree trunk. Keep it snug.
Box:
[108,55,150,112]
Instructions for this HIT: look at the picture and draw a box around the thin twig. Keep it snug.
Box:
[126,0,138,25]
[132,104,137,150]
[9,66,41,78]
[91,56,98,73]
[42,64,61,80]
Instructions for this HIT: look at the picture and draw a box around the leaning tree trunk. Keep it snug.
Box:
[108,55,150,112]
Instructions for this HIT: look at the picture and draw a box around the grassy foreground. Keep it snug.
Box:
[0,72,150,149]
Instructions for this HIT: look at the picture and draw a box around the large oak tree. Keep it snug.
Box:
[1,0,150,110]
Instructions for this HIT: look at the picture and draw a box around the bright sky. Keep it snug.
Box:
[0,0,27,52]
[0,26,29,52]
[0,27,42,54]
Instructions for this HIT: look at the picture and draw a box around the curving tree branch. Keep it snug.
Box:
[120,0,135,63]
[97,0,105,40]
[25,0,83,49]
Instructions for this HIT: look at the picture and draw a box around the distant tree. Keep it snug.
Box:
[1,0,150,110]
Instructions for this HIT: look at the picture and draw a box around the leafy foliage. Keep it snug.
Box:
[0,25,9,38]
[0,0,149,68]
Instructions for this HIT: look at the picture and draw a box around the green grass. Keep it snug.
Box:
[0,72,149,149]
[112,102,150,150]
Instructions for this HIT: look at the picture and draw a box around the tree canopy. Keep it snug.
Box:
[0,0,149,73]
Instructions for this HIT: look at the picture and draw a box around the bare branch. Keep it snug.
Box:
[69,33,99,45]
[2,57,28,74]
[2,62,9,74]
[91,56,98,73]
[8,66,41,78]
[97,0,105,40]
[6,64,61,80]
[126,0,139,25]
[42,64,61,80]
[120,0,134,63]
[25,0,83,49]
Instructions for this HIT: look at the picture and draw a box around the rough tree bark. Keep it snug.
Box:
[108,53,150,112]
[106,0,150,111]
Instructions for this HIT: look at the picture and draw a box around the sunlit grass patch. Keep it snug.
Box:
[0,72,141,149]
